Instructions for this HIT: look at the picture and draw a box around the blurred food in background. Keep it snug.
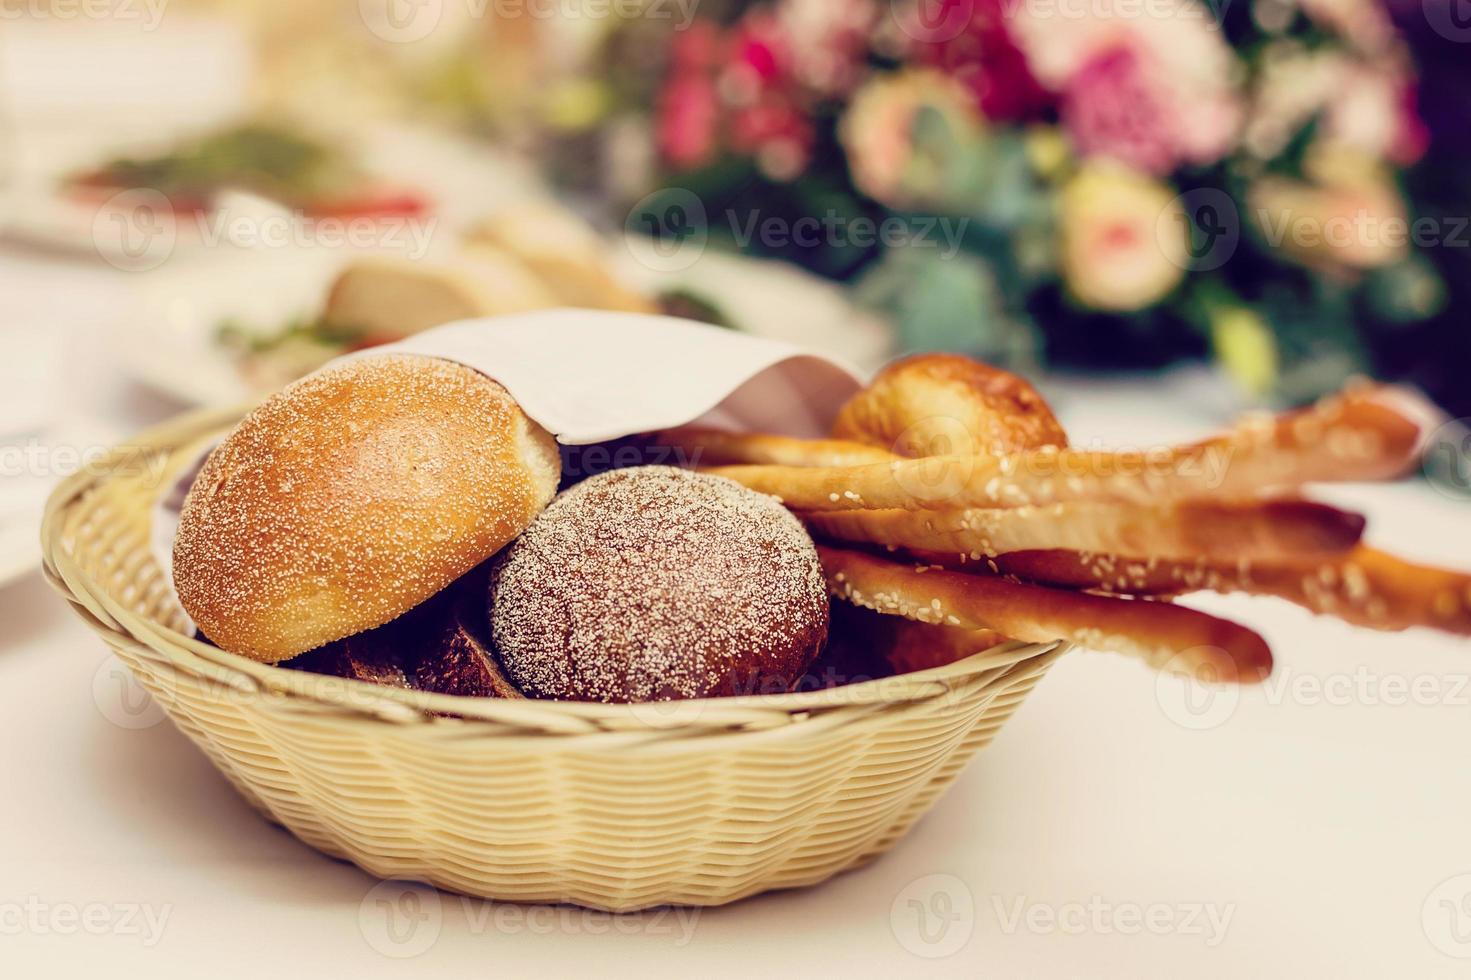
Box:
[68,122,429,219]
[2,0,1467,415]
[419,0,1458,413]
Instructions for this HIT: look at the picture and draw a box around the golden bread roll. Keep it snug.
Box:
[321,248,558,341]
[465,203,657,314]
[833,353,1067,456]
[173,354,560,662]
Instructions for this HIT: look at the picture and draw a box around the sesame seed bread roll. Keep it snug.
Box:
[173,354,561,663]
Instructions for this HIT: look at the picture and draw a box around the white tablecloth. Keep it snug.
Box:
[3,247,1471,979]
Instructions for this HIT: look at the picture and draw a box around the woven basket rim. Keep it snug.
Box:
[41,403,1069,734]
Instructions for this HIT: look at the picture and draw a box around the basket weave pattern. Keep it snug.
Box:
[41,408,1066,911]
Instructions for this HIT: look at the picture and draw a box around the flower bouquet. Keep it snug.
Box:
[589,0,1442,404]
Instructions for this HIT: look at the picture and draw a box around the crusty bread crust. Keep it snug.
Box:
[321,251,557,341]
[173,354,559,662]
[832,353,1067,456]
[819,545,1272,683]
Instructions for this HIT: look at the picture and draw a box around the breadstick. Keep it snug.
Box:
[910,546,1471,636]
[1184,382,1425,485]
[907,548,1213,595]
[818,546,1272,682]
[1222,548,1471,634]
[803,499,1364,563]
[706,387,1423,512]
[878,618,1011,674]
[655,426,896,468]
[827,602,1010,677]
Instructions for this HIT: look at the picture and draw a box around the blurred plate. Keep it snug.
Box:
[0,504,41,590]
[109,243,361,407]
[611,242,893,374]
[0,123,534,261]
[114,243,893,406]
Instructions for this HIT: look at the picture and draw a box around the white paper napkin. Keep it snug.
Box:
[151,310,867,607]
[329,309,864,443]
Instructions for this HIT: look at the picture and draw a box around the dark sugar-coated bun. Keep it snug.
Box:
[489,466,830,702]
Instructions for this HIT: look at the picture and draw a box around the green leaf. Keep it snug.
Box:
[856,247,1038,365]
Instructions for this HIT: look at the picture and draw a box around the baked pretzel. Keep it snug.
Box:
[823,602,1009,677]
[790,355,1471,678]
[705,385,1421,512]
[655,426,896,468]
[819,546,1272,683]
[803,498,1364,562]
[911,546,1471,636]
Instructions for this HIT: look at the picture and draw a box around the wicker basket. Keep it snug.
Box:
[41,406,1068,912]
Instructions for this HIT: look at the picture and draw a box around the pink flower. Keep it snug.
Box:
[718,8,821,180]
[776,0,877,97]
[905,0,1052,121]
[1393,83,1428,166]
[1062,46,1177,174]
[840,70,983,207]
[657,23,723,170]
[657,72,721,170]
[725,10,791,97]
[1009,0,1243,169]
[729,94,815,181]
[1245,45,1428,167]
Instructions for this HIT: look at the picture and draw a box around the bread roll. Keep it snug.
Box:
[321,248,558,341]
[489,467,830,702]
[832,353,1067,456]
[174,354,560,662]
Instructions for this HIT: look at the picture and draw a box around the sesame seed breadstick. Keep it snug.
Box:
[705,387,1423,513]
[655,426,897,468]
[1220,548,1471,635]
[803,499,1364,564]
[908,546,1471,637]
[818,546,1272,683]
